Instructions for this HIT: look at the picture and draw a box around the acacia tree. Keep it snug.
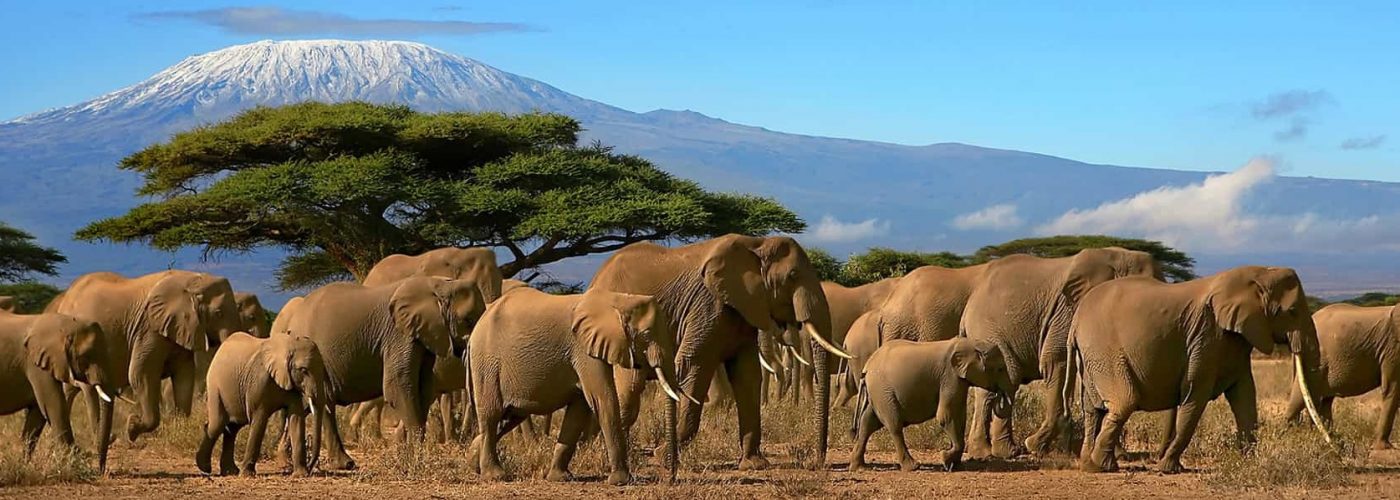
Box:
[78,102,803,289]
[973,235,1197,282]
[0,221,67,312]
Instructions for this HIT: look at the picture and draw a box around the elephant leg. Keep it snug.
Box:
[726,346,769,470]
[197,402,228,474]
[168,352,197,417]
[29,377,73,449]
[20,407,45,455]
[940,394,969,471]
[966,387,994,458]
[220,423,242,476]
[476,412,525,481]
[1157,400,1206,474]
[347,402,366,441]
[1223,375,1259,449]
[383,351,429,443]
[614,367,648,429]
[890,422,918,472]
[126,345,171,442]
[677,359,719,445]
[1080,405,1105,463]
[436,392,455,443]
[836,367,857,408]
[1282,382,1306,426]
[1152,408,1177,463]
[1026,365,1069,456]
[847,403,882,471]
[239,410,271,477]
[546,396,591,482]
[289,412,309,477]
[1082,405,1130,473]
[578,359,631,485]
[1374,372,1399,450]
[989,385,1021,458]
[322,405,356,470]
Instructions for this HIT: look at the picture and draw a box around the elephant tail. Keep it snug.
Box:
[1063,331,1079,421]
[851,378,869,438]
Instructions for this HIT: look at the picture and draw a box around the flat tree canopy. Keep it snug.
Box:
[0,221,66,283]
[973,235,1197,282]
[77,102,803,289]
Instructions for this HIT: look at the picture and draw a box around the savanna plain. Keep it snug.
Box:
[2,358,1396,499]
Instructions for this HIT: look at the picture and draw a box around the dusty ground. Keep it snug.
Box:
[4,359,1399,499]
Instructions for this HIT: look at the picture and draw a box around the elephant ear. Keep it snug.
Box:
[24,323,74,383]
[702,239,779,333]
[263,335,295,391]
[139,275,205,352]
[573,293,638,368]
[950,340,979,381]
[1210,271,1275,354]
[390,279,454,359]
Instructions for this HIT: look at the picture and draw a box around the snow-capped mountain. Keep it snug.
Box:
[3,39,1400,305]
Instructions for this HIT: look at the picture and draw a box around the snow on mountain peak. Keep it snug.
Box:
[8,39,617,128]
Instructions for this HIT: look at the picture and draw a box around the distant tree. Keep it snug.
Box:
[1306,295,1331,313]
[0,222,66,283]
[804,248,844,283]
[839,247,974,286]
[0,282,63,313]
[973,235,1196,282]
[77,102,803,290]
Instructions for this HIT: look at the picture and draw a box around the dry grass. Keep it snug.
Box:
[0,359,1393,497]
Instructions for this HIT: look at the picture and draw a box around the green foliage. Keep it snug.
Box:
[78,103,803,289]
[1340,292,1400,307]
[803,248,843,283]
[0,282,63,313]
[0,222,66,283]
[974,235,1197,282]
[841,247,973,285]
[1306,295,1331,313]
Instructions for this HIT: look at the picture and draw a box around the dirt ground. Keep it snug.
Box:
[4,359,1399,499]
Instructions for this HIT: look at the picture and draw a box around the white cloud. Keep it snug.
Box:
[952,203,1023,230]
[807,216,890,243]
[1036,157,1400,253]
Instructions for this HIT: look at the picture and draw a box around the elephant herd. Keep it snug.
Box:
[2,234,1395,484]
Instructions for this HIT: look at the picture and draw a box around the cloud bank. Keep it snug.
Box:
[1038,157,1400,253]
[136,7,532,37]
[952,203,1023,230]
[1340,135,1386,150]
[807,216,890,243]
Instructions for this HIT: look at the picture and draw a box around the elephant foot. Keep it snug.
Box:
[239,464,257,477]
[325,453,357,471]
[899,457,919,472]
[1156,458,1186,474]
[291,466,310,478]
[1372,440,1393,451]
[220,464,240,476]
[965,438,993,459]
[481,463,509,482]
[847,458,868,472]
[991,440,1025,459]
[940,450,962,472]
[606,470,632,486]
[544,468,573,482]
[737,454,770,471]
[196,453,213,475]
[125,416,143,443]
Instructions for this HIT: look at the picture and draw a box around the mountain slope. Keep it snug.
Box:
[3,40,1398,304]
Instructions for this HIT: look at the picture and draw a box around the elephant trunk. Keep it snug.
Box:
[811,335,831,469]
[97,397,113,475]
[309,404,324,472]
[665,394,678,483]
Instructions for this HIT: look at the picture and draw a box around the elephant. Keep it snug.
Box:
[363,246,503,302]
[198,332,331,477]
[0,296,15,312]
[816,278,901,404]
[589,234,851,469]
[348,352,467,443]
[271,276,485,470]
[1283,303,1400,449]
[849,338,1014,472]
[235,292,272,338]
[838,264,989,406]
[502,279,529,294]
[47,270,242,443]
[469,286,691,485]
[960,248,1160,459]
[0,310,118,473]
[1071,266,1330,473]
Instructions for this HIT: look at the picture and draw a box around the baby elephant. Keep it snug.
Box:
[470,287,692,486]
[198,332,330,477]
[849,339,1014,472]
[0,310,118,472]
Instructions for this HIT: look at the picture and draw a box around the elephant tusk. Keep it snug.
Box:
[1294,354,1333,444]
[306,398,317,416]
[804,322,853,360]
[757,350,779,374]
[95,385,113,404]
[786,345,812,366]
[654,367,685,403]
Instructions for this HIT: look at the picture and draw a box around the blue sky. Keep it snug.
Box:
[0,1,1394,180]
